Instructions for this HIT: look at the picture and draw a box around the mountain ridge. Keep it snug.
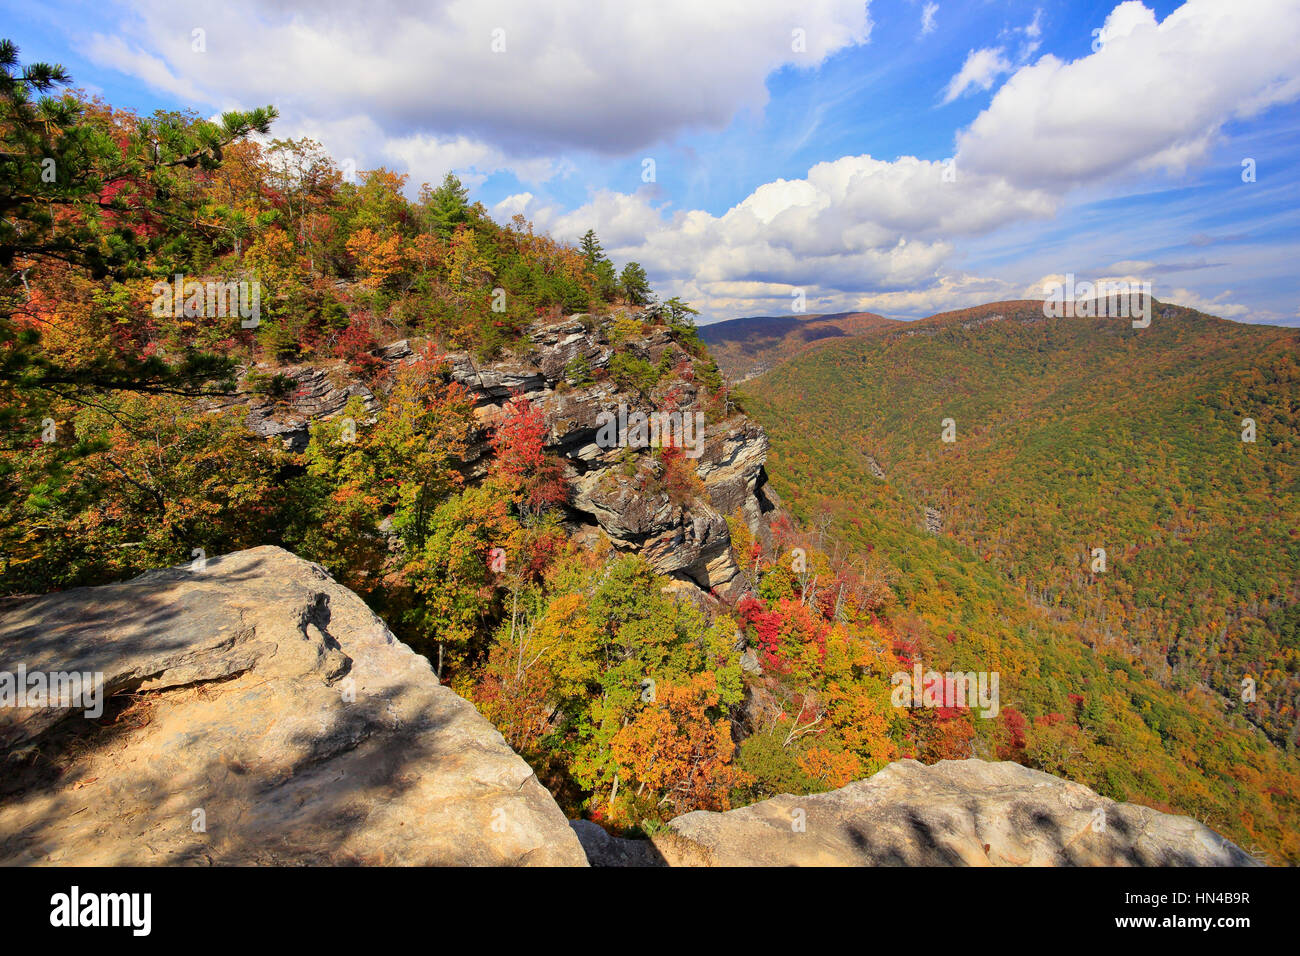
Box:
[707,297,1293,382]
[699,310,898,381]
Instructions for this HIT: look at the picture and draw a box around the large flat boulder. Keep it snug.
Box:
[0,547,586,866]
[649,759,1259,867]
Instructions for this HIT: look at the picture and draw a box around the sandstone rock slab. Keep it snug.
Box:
[0,547,586,866]
[650,759,1258,867]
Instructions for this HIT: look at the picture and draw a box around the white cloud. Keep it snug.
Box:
[1163,288,1250,318]
[844,273,1023,317]
[941,48,1013,104]
[1014,7,1044,60]
[921,2,938,36]
[383,134,571,189]
[85,34,207,104]
[1024,272,1151,300]
[1095,0,1156,46]
[1105,260,1156,274]
[1024,8,1043,39]
[82,0,1300,323]
[502,154,1055,319]
[956,0,1300,187]
[87,0,872,186]
[1018,272,1250,320]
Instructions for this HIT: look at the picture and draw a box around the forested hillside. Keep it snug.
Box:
[740,300,1300,861]
[0,36,675,593]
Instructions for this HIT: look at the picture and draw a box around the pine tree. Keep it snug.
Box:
[593,258,617,301]
[579,229,604,267]
[663,296,699,328]
[0,39,276,431]
[423,172,470,238]
[619,261,652,306]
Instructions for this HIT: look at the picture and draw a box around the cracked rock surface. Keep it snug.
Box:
[0,546,586,866]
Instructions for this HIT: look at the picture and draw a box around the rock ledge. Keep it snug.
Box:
[0,546,586,866]
[644,759,1259,866]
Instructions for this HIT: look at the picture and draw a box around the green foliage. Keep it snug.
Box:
[403,483,517,663]
[662,296,703,351]
[607,352,659,393]
[419,172,470,239]
[619,261,652,306]
[563,354,595,386]
[0,394,287,589]
[742,302,1300,862]
[0,40,273,420]
[579,229,604,267]
[245,369,294,397]
[738,729,828,799]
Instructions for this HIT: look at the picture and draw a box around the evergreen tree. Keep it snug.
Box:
[579,229,604,267]
[619,261,652,306]
[423,172,470,238]
[593,258,617,301]
[663,296,699,328]
[0,39,277,422]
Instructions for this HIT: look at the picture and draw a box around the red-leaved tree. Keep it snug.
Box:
[491,393,568,519]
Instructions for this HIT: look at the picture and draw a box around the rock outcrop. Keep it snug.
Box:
[642,759,1258,867]
[205,363,380,451]
[0,547,586,866]
[445,314,775,597]
[212,311,779,598]
[569,820,666,867]
[924,506,943,534]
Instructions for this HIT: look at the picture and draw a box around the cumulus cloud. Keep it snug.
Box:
[1018,271,1249,320]
[955,0,1300,187]
[842,273,1023,318]
[1024,272,1152,301]
[1095,0,1156,46]
[1162,288,1250,318]
[383,133,572,189]
[82,0,1300,321]
[499,154,1055,318]
[676,271,1026,322]
[87,0,872,183]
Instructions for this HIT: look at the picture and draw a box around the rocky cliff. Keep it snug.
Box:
[207,310,779,599]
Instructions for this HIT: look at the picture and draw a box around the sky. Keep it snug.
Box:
[4,0,1299,324]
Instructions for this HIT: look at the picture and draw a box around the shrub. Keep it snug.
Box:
[246,369,295,398]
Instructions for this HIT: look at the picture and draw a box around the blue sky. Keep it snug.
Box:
[4,0,1297,324]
